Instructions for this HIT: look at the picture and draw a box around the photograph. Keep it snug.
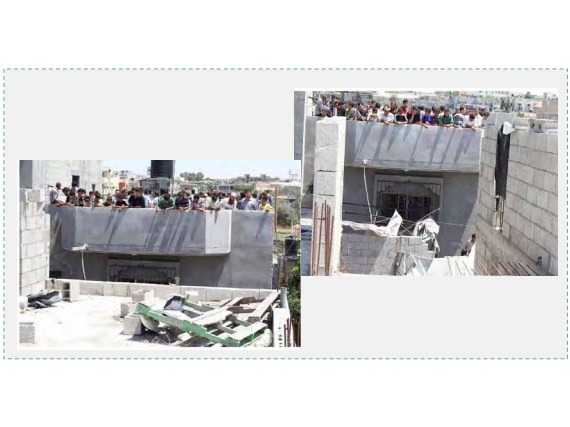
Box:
[296,89,559,277]
[18,160,301,348]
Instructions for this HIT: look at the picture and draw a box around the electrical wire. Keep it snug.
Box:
[81,250,86,280]
[362,163,373,224]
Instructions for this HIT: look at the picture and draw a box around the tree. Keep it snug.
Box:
[180,172,196,181]
[196,172,204,181]
[276,201,299,226]
[524,91,533,99]
[286,259,301,317]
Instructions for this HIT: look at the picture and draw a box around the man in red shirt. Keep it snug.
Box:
[401,99,409,115]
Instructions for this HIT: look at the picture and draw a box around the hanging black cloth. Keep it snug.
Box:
[495,124,511,199]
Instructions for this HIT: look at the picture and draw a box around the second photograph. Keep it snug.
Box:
[296,89,559,277]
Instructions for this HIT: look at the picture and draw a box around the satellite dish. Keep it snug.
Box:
[503,121,516,135]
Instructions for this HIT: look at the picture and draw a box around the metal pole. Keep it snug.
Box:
[274,186,278,233]
[316,202,324,275]
[311,202,317,276]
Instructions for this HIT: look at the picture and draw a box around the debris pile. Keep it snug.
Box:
[123,290,293,347]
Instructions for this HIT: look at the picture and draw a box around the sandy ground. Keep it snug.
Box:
[18,295,175,350]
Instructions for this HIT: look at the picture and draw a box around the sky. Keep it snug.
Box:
[101,160,300,180]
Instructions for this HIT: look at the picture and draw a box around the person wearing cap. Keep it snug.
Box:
[452,113,464,129]
[219,192,238,210]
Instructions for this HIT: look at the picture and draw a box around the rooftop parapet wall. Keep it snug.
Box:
[58,207,236,256]
[344,120,483,173]
[48,208,275,288]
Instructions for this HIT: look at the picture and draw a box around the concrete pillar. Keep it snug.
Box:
[19,160,50,296]
[311,117,346,275]
[293,91,306,161]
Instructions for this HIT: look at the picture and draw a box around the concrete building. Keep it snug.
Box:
[19,161,276,296]
[296,93,558,277]
[301,117,482,257]
[43,160,103,193]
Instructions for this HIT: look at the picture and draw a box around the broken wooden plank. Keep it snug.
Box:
[226,305,255,314]
[216,323,237,334]
[221,297,243,307]
[191,307,232,326]
[228,314,251,327]
[136,303,228,346]
[247,292,279,323]
[183,300,214,312]
[225,322,266,345]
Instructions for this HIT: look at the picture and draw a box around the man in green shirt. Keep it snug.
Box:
[439,109,453,127]
[156,192,175,211]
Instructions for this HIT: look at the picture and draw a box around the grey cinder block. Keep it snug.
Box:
[123,313,142,335]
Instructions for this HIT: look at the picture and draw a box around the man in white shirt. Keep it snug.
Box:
[219,192,238,210]
[380,106,395,123]
[315,94,330,117]
[143,189,153,207]
[50,182,64,204]
[464,114,479,131]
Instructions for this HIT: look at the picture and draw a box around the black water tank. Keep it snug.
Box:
[150,160,175,178]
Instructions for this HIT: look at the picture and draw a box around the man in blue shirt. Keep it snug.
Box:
[240,190,258,211]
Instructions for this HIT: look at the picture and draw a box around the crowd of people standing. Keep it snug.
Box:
[315,94,490,130]
[49,184,275,212]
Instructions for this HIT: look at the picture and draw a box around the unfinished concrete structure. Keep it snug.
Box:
[19,161,276,297]
[297,104,559,276]
[475,111,558,275]
[301,118,482,260]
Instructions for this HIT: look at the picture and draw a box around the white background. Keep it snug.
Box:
[1,1,569,426]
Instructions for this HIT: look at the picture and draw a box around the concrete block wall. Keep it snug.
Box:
[340,232,434,275]
[19,188,50,296]
[45,160,103,194]
[475,115,558,275]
